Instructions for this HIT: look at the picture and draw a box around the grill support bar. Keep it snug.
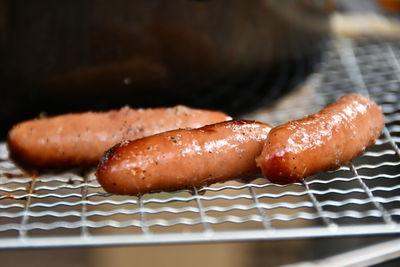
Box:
[0,225,399,250]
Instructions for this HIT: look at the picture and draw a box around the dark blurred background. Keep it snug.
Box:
[0,0,331,137]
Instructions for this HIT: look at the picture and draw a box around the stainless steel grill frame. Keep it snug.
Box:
[1,37,400,249]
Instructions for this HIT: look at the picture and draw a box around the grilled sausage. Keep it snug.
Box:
[8,106,230,170]
[96,120,271,195]
[256,94,384,184]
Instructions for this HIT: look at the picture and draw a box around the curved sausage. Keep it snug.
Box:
[256,94,384,184]
[8,106,230,170]
[96,120,271,195]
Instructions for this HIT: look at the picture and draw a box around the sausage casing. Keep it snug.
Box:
[256,94,384,184]
[8,106,230,169]
[96,120,271,195]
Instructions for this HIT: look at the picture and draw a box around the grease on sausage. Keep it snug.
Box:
[96,120,271,195]
[8,105,230,170]
[256,94,384,184]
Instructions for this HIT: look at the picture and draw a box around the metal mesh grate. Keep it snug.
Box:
[1,37,400,249]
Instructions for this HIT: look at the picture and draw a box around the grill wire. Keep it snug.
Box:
[0,37,400,249]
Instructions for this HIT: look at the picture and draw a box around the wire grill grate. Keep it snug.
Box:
[1,37,400,248]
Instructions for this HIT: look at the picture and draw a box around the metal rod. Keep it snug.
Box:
[193,187,213,233]
[335,38,370,96]
[138,196,151,234]
[248,186,272,229]
[303,180,337,230]
[349,164,394,225]
[80,173,90,237]
[18,174,38,238]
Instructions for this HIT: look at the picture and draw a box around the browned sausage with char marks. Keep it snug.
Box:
[8,106,230,170]
[256,94,384,184]
[96,120,271,195]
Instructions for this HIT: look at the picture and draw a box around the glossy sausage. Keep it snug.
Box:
[256,94,384,184]
[8,106,230,170]
[96,120,271,195]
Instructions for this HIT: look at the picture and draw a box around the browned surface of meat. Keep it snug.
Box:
[8,106,231,170]
[96,120,271,195]
[256,94,384,184]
